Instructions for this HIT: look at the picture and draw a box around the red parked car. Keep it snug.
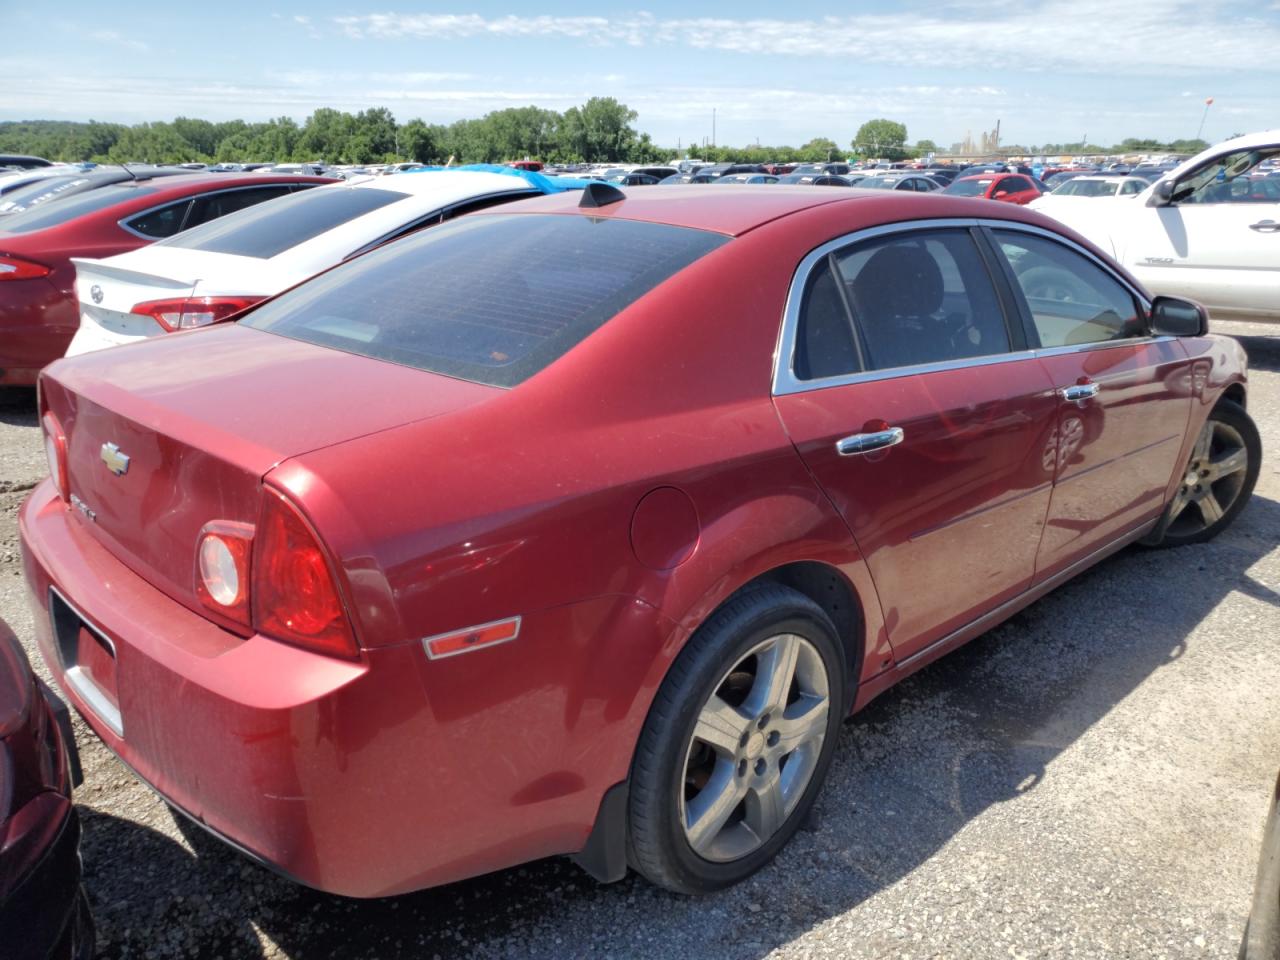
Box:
[21,187,1259,898]
[0,619,91,959]
[0,172,333,386]
[944,172,1044,204]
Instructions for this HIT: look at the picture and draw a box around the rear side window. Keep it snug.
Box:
[994,230,1143,347]
[242,214,729,387]
[0,185,154,234]
[184,185,297,229]
[162,186,407,259]
[833,230,1010,371]
[124,199,193,238]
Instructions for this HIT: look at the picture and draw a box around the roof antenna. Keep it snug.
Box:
[579,181,626,208]
[119,162,138,182]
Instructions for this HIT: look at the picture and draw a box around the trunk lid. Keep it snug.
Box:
[41,323,496,616]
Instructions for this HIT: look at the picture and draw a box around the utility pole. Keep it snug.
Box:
[1196,97,1214,141]
[712,108,716,149]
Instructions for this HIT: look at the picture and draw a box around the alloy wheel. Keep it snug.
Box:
[679,633,830,862]
[1167,416,1250,536]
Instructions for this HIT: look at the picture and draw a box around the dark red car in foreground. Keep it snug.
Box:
[944,172,1044,204]
[21,187,1259,898]
[0,619,90,959]
[0,172,333,386]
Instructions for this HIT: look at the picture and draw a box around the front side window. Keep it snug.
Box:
[994,230,1143,347]
[242,214,728,388]
[1172,147,1280,204]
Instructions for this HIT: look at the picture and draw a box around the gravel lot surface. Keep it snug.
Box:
[2,321,1278,960]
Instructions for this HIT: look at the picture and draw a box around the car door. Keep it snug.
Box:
[987,226,1194,579]
[1118,144,1280,319]
[773,225,1061,660]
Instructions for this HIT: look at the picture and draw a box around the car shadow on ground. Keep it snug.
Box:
[76,494,1280,960]
[0,387,37,427]
[1236,334,1280,374]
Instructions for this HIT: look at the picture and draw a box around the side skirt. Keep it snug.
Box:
[851,519,1157,713]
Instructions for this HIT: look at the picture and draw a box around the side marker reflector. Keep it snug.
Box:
[422,617,521,660]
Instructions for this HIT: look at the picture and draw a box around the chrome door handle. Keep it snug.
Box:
[836,427,904,456]
[1060,383,1099,402]
[1250,220,1280,233]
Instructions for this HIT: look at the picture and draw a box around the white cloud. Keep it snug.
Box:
[330,6,1280,76]
[90,30,149,53]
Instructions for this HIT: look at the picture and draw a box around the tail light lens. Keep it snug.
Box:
[253,488,358,659]
[41,412,69,502]
[194,521,254,629]
[130,295,265,332]
[0,255,50,281]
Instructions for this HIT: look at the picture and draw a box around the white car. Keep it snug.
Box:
[67,170,552,356]
[1046,130,1280,323]
[1027,175,1149,214]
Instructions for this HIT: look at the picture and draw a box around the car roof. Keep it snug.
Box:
[471,185,1060,238]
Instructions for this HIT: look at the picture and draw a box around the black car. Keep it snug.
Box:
[775,173,850,186]
[921,169,959,186]
[692,162,768,178]
[605,172,661,186]
[791,162,852,176]
[0,166,189,217]
[957,162,1034,177]
[0,619,92,960]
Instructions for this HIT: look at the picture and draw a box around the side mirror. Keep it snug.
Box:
[1149,179,1175,207]
[1150,296,1209,337]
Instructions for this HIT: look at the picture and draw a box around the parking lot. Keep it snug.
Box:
[1,320,1277,960]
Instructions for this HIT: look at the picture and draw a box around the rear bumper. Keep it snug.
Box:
[20,479,664,896]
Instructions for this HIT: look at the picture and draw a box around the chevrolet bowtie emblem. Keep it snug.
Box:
[100,442,130,476]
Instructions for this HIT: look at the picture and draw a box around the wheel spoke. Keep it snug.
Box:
[1168,489,1193,523]
[774,694,829,754]
[693,695,751,757]
[1206,447,1247,481]
[747,634,800,715]
[743,769,785,844]
[685,763,744,855]
[1198,491,1226,525]
[1192,421,1214,462]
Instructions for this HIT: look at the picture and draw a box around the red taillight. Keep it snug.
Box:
[0,255,50,282]
[194,521,254,629]
[252,488,358,659]
[40,412,69,502]
[130,295,265,332]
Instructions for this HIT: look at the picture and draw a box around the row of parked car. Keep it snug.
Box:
[0,132,1277,959]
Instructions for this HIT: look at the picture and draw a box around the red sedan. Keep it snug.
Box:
[944,171,1044,204]
[21,186,1259,898]
[0,173,333,386]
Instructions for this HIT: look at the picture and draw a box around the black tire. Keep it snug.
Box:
[1149,399,1261,548]
[628,584,846,894]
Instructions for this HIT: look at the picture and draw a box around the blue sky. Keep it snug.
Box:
[3,1,1277,149]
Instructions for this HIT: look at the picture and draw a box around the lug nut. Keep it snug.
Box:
[739,732,749,748]
[737,759,747,777]
[767,731,780,748]
[757,714,770,729]
[754,758,767,776]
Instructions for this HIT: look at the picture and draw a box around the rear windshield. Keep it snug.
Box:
[161,185,407,259]
[242,213,729,387]
[0,184,153,233]
[946,179,991,197]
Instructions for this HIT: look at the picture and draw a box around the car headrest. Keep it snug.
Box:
[851,243,945,320]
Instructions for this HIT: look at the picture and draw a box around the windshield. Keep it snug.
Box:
[945,179,990,197]
[0,184,153,234]
[161,185,406,258]
[1053,179,1119,197]
[242,214,729,387]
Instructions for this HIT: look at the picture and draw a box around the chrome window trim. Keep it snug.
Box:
[116,183,301,241]
[772,217,1157,397]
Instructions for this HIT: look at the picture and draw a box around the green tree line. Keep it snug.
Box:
[0,98,665,166]
[0,107,1213,166]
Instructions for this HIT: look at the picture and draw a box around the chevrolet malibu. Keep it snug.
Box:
[21,186,1260,897]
